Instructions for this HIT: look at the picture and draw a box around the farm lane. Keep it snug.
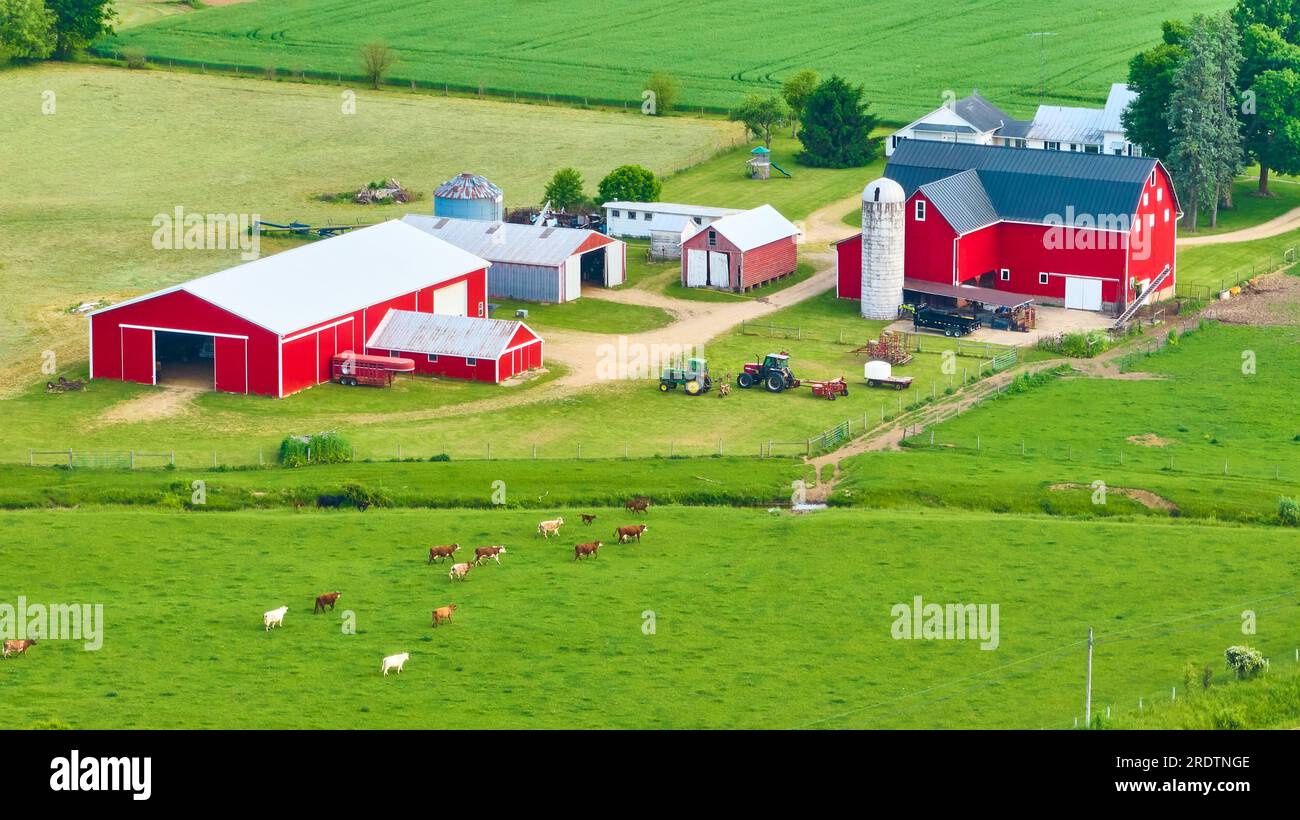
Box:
[1177,204,1300,246]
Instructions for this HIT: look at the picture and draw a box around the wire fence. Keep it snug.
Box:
[1174,245,1297,301]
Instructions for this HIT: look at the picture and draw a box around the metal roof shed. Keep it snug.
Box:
[366,309,543,384]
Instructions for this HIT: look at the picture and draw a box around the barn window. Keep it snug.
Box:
[1000,268,1010,282]
[1143,193,1149,206]
[1147,214,1155,228]
[427,354,439,363]
[914,200,926,221]
[1157,188,1163,202]
[1149,170,1156,186]
[478,301,485,317]
[466,357,477,367]
[1164,208,1170,223]
[1038,272,1050,285]
[708,230,717,247]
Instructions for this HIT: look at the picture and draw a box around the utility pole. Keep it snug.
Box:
[1027,32,1057,100]
[1085,627,1094,727]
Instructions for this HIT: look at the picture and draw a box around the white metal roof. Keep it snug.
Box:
[92,220,489,336]
[366,309,535,359]
[603,201,742,219]
[401,214,612,267]
[1100,83,1136,134]
[1028,104,1107,145]
[704,204,800,252]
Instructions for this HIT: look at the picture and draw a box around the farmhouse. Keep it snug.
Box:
[603,201,741,240]
[88,220,490,397]
[837,141,1180,315]
[680,204,800,292]
[402,214,623,302]
[366,310,542,383]
[886,85,1140,158]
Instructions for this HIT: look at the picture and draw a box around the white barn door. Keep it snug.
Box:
[708,251,729,288]
[686,249,708,286]
[1064,277,1102,311]
[434,280,468,316]
[605,244,624,286]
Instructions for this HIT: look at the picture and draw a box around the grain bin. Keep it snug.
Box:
[860,178,905,320]
[433,173,504,222]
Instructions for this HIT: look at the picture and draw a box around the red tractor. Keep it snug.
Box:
[737,352,800,393]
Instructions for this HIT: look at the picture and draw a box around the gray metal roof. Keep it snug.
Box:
[1100,84,1137,134]
[366,309,534,359]
[912,122,977,135]
[886,141,1160,227]
[917,170,999,234]
[954,92,1019,133]
[1028,104,1107,145]
[402,214,611,268]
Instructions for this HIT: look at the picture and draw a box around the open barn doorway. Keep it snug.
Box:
[154,330,214,389]
[579,247,607,285]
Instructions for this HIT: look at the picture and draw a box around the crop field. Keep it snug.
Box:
[0,63,737,391]
[2,504,1297,730]
[102,0,1231,121]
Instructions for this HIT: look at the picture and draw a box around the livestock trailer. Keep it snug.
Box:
[331,352,415,387]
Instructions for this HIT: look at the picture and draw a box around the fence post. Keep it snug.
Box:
[578,443,583,459]
[28,450,32,466]
[533,443,538,459]
[212,451,218,468]
[170,451,175,466]
[976,435,980,451]
[130,450,135,469]
[397,443,401,460]
[68,448,73,467]
[486,442,491,460]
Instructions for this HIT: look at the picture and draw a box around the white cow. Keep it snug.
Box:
[448,562,472,581]
[537,517,565,538]
[263,605,288,632]
[382,652,410,676]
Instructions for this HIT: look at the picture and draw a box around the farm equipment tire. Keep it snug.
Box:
[765,374,785,393]
[867,379,878,388]
[659,382,671,393]
[944,328,954,337]
[685,379,703,396]
[737,372,754,389]
[894,382,905,390]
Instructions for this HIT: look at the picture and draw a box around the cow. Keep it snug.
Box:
[263,605,288,632]
[616,524,648,544]
[625,497,651,514]
[474,545,507,566]
[381,652,410,676]
[574,541,602,560]
[428,543,460,564]
[537,517,565,538]
[448,562,473,581]
[431,604,458,628]
[313,592,342,614]
[2,639,36,659]
[580,514,597,526]
[316,494,369,512]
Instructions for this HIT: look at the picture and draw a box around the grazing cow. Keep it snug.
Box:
[537,517,565,538]
[313,591,342,614]
[581,514,597,526]
[2,639,36,659]
[474,545,507,566]
[448,562,473,581]
[428,543,460,564]
[615,524,648,544]
[574,541,602,560]
[316,494,369,512]
[431,604,458,628]
[625,497,651,514]
[381,652,410,676]
[263,605,288,632]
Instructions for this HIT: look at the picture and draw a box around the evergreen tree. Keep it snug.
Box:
[795,75,881,168]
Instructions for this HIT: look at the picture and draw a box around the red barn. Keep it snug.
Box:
[365,310,542,383]
[837,142,1181,314]
[680,204,799,292]
[88,220,491,397]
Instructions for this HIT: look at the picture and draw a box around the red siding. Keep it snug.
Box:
[835,235,862,299]
[904,192,957,284]
[1127,164,1178,300]
[981,222,1127,305]
[213,336,248,393]
[739,236,798,288]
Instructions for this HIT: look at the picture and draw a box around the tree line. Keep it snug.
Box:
[0,0,115,61]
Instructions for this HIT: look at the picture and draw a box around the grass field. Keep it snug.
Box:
[102,0,1231,121]
[1114,663,1300,729]
[490,297,672,334]
[2,504,1297,729]
[1178,229,1300,294]
[0,62,736,390]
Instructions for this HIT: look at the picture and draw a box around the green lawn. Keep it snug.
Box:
[491,297,672,334]
[1181,175,1300,236]
[2,504,1297,729]
[0,62,734,391]
[1114,663,1300,729]
[1178,233,1299,295]
[103,0,1228,120]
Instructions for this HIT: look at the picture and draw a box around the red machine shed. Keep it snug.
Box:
[365,309,542,383]
[89,220,490,397]
[680,204,799,292]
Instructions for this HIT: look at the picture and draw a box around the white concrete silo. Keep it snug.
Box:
[860,178,906,320]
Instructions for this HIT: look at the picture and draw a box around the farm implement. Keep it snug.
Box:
[864,360,913,390]
[803,377,849,400]
[659,357,713,396]
[737,352,799,393]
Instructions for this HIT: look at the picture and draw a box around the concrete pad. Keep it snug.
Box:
[886,305,1113,347]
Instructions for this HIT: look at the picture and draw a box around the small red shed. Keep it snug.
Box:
[365,309,542,383]
[680,204,799,292]
[88,220,490,397]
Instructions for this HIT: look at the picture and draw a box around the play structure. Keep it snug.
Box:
[659,357,714,396]
[747,146,792,180]
[331,352,415,387]
[864,360,913,390]
[853,330,913,365]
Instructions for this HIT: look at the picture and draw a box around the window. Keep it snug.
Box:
[1149,170,1156,186]
[643,212,653,220]
[914,200,926,221]
[1164,208,1170,223]
[1084,144,1099,154]
[1147,214,1155,228]
[1157,188,1163,202]
[1045,141,1061,151]
[1013,139,1026,149]
[627,211,636,219]
[1038,272,1050,285]
[1000,268,1010,282]
[692,217,703,225]
[466,357,477,367]
[1143,193,1149,206]
[1070,144,1078,152]
[478,301,485,317]
[707,230,717,247]
[427,354,439,363]
[611,210,620,218]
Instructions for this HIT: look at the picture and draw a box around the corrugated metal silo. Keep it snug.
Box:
[433,172,504,222]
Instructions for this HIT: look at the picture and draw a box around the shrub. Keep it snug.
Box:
[1279,496,1299,527]
[597,165,660,204]
[644,72,679,115]
[341,483,391,510]
[1224,645,1269,680]
[122,47,147,70]
[278,431,352,468]
[1210,704,1247,730]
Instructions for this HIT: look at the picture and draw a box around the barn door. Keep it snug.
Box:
[1065,277,1102,311]
[120,327,155,385]
[605,244,624,286]
[686,249,707,286]
[213,336,248,393]
[708,251,729,288]
[564,256,582,302]
[434,280,468,316]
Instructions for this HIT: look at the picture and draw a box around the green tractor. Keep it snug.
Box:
[659,357,713,396]
[737,352,800,393]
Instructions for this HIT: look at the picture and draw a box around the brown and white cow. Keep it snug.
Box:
[428,543,460,564]
[474,545,507,566]
[448,562,473,581]
[432,604,458,628]
[2,639,36,659]
[580,514,597,525]
[574,541,602,560]
[625,498,651,515]
[313,591,342,614]
[616,524,648,544]
[537,517,565,538]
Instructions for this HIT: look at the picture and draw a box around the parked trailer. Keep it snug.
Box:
[331,352,415,387]
[913,307,981,337]
[864,360,913,390]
